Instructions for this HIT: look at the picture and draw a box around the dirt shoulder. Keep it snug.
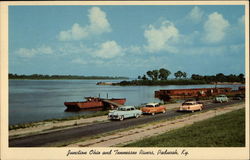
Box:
[67,102,245,147]
[9,102,182,137]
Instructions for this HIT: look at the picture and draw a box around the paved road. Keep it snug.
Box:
[9,100,244,147]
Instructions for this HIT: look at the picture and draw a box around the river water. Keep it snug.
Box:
[9,79,243,125]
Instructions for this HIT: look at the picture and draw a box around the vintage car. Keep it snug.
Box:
[233,94,245,100]
[179,101,203,112]
[141,103,166,115]
[214,94,229,103]
[108,106,142,121]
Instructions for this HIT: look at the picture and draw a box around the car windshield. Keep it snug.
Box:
[117,108,126,111]
[218,95,225,97]
[146,105,154,107]
[183,103,193,105]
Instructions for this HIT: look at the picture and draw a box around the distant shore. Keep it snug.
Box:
[9,74,129,80]
[111,79,245,86]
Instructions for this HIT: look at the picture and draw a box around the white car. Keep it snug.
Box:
[108,106,142,121]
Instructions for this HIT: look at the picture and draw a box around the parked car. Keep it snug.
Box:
[214,94,229,103]
[233,94,245,100]
[179,101,203,112]
[108,106,142,121]
[141,103,166,115]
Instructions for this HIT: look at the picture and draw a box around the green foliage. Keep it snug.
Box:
[152,70,159,80]
[115,79,207,86]
[9,111,109,130]
[191,73,245,83]
[174,70,183,79]
[159,68,171,80]
[146,71,153,80]
[124,108,245,147]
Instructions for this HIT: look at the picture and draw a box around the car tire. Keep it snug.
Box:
[119,116,124,121]
[162,110,166,113]
[151,112,155,116]
[135,114,139,118]
[192,110,194,113]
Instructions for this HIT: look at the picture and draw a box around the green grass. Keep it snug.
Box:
[124,108,245,147]
[9,111,109,130]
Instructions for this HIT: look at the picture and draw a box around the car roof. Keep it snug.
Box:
[119,105,135,109]
[183,101,196,104]
[146,103,159,106]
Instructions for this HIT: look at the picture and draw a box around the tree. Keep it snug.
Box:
[182,72,187,79]
[146,71,153,80]
[137,75,141,80]
[142,74,148,80]
[174,71,183,79]
[159,68,171,80]
[152,70,159,80]
[191,74,203,80]
[238,73,245,82]
[215,73,226,82]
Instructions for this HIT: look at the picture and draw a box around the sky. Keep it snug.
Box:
[9,5,245,78]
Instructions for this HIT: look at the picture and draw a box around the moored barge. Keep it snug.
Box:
[155,87,245,101]
[64,97,126,111]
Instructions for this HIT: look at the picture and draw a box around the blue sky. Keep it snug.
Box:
[9,5,245,78]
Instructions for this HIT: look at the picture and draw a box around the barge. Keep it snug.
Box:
[64,97,126,111]
[155,87,245,101]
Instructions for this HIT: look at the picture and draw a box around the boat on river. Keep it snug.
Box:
[155,86,245,101]
[64,97,126,111]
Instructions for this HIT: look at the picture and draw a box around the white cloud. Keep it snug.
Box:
[16,46,54,58]
[16,48,37,58]
[58,23,88,41]
[37,46,54,54]
[144,20,179,53]
[88,7,111,34]
[58,7,111,41]
[187,6,204,23]
[203,12,230,43]
[92,41,123,59]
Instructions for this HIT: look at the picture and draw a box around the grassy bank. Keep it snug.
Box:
[9,111,109,130]
[124,108,245,147]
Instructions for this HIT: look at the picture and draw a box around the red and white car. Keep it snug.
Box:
[179,101,203,112]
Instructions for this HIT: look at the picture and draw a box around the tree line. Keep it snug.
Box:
[191,73,245,83]
[137,68,244,83]
[137,69,188,81]
[113,68,245,86]
[9,73,128,80]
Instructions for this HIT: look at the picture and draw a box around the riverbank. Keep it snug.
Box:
[68,102,245,147]
[9,103,181,138]
[125,106,245,147]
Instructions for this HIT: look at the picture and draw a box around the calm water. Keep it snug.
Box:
[9,80,243,125]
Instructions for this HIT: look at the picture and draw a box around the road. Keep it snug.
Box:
[9,100,244,147]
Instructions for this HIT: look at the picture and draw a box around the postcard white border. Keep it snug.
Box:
[0,1,249,160]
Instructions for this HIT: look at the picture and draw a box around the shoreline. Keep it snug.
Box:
[112,80,245,86]
[9,103,181,138]
[68,102,245,147]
